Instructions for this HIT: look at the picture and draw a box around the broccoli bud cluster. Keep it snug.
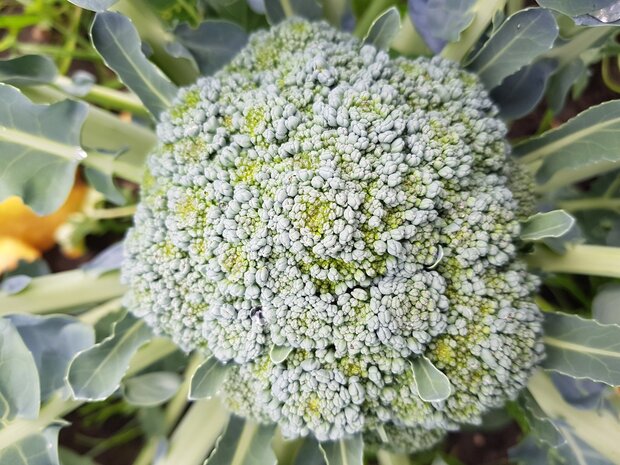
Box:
[122,18,544,451]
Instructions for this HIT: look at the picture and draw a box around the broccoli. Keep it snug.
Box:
[122,18,544,451]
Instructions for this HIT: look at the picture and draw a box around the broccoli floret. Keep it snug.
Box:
[122,18,544,450]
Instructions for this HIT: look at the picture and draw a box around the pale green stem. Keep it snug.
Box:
[556,197,620,213]
[54,76,149,118]
[528,370,620,462]
[133,354,202,465]
[86,205,138,220]
[353,0,395,38]
[78,298,123,325]
[0,338,175,451]
[506,0,523,15]
[0,270,126,316]
[377,450,411,465]
[57,7,82,75]
[271,432,302,465]
[526,244,620,278]
[545,27,614,68]
[14,43,101,60]
[158,399,229,465]
[441,0,507,63]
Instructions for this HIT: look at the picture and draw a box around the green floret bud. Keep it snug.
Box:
[122,18,544,451]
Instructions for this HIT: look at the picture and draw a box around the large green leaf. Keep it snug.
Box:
[264,0,285,25]
[174,21,248,76]
[542,312,620,386]
[0,85,88,215]
[516,100,620,190]
[319,434,363,465]
[91,12,178,118]
[0,425,62,465]
[592,284,620,326]
[205,416,277,465]
[0,319,40,422]
[364,7,401,50]
[520,210,574,241]
[189,357,230,400]
[67,313,152,400]
[68,0,118,11]
[520,392,564,447]
[547,59,587,115]
[0,56,57,86]
[535,0,616,16]
[122,371,181,406]
[290,0,322,20]
[490,59,556,120]
[468,8,558,89]
[7,314,94,401]
[410,356,452,402]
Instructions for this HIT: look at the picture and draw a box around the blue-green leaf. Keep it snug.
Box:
[0,425,62,465]
[175,21,248,76]
[592,284,620,326]
[205,416,277,465]
[67,313,152,400]
[90,12,178,118]
[410,356,452,402]
[520,392,564,447]
[491,59,556,120]
[189,357,230,400]
[0,318,40,421]
[269,345,293,364]
[547,59,587,115]
[290,0,322,20]
[67,0,118,11]
[468,8,558,89]
[81,241,124,276]
[408,0,476,53]
[265,0,286,25]
[364,7,401,51]
[0,85,87,215]
[319,434,363,465]
[83,150,126,205]
[122,371,181,406]
[521,210,575,241]
[543,312,620,386]
[535,0,616,16]
[7,314,94,401]
[515,100,620,190]
[0,56,57,86]
[293,437,326,465]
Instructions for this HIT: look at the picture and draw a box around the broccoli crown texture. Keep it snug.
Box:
[123,18,544,451]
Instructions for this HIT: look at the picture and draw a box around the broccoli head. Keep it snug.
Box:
[122,18,544,451]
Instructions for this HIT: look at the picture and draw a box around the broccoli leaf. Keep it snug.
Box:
[265,0,286,25]
[0,84,87,215]
[0,55,57,86]
[7,314,94,402]
[0,318,40,422]
[0,425,62,465]
[410,356,452,402]
[189,357,230,400]
[407,0,476,53]
[67,313,152,400]
[205,416,277,465]
[515,100,620,190]
[535,0,616,16]
[520,210,575,242]
[592,284,620,326]
[290,0,323,20]
[364,7,401,50]
[67,0,118,11]
[319,434,363,465]
[543,312,620,386]
[468,8,558,89]
[122,371,181,406]
[91,12,178,118]
[174,21,248,76]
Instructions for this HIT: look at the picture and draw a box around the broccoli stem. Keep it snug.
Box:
[0,270,126,315]
[526,244,620,278]
[377,450,412,465]
[157,399,229,465]
[556,197,620,213]
[441,0,507,63]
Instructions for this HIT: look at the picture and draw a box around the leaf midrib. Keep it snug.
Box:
[0,125,84,162]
